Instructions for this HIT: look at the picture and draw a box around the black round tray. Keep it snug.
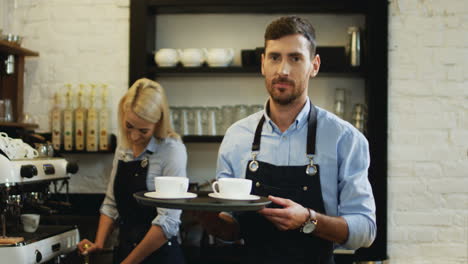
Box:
[134,191,271,212]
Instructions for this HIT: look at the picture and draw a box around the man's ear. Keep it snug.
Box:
[261,53,265,76]
[309,54,321,78]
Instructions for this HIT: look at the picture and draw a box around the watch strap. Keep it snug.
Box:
[300,208,318,233]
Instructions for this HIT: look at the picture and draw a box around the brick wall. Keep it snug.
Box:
[3,0,130,192]
[3,0,467,263]
[388,0,467,263]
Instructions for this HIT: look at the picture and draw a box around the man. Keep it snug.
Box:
[205,16,376,264]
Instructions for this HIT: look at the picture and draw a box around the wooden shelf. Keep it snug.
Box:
[147,0,367,14]
[183,135,223,143]
[0,40,39,56]
[0,122,39,129]
[58,150,115,154]
[150,47,364,77]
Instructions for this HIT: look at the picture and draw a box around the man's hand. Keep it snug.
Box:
[258,195,309,231]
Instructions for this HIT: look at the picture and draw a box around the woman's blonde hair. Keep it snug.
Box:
[118,78,180,149]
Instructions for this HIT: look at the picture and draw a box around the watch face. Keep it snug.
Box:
[303,222,316,234]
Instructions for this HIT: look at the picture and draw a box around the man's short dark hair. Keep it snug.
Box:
[264,16,317,56]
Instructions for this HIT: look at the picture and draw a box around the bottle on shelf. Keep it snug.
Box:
[334,88,346,119]
[86,83,99,151]
[99,84,110,151]
[74,84,87,151]
[51,92,63,151]
[347,26,361,67]
[352,103,367,134]
[63,84,74,151]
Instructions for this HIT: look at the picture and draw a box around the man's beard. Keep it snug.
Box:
[268,77,300,106]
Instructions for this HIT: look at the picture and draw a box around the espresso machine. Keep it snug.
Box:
[0,151,80,263]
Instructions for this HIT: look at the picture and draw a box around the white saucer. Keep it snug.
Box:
[208,193,260,201]
[144,192,197,199]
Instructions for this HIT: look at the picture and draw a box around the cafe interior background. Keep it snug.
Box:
[0,0,466,263]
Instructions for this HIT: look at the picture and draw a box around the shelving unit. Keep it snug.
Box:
[0,121,38,130]
[0,40,39,129]
[130,0,388,262]
[149,46,363,77]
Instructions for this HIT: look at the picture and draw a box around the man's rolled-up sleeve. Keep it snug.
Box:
[338,131,377,249]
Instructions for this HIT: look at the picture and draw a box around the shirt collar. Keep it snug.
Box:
[263,97,311,133]
[119,136,157,161]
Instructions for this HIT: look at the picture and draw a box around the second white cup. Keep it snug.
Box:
[212,178,252,198]
[155,176,189,196]
[21,214,40,233]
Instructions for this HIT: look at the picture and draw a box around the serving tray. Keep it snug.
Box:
[134,191,271,212]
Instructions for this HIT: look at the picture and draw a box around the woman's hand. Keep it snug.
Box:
[77,238,103,255]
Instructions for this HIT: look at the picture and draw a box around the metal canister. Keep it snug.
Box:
[347,27,361,67]
[5,55,15,75]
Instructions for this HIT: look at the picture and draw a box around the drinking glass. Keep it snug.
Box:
[221,105,235,134]
[234,104,249,122]
[193,107,204,136]
[0,100,5,122]
[249,104,264,115]
[206,107,219,136]
[170,107,181,134]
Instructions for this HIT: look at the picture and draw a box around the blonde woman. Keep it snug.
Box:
[78,78,187,264]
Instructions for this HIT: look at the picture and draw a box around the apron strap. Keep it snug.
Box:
[251,100,318,156]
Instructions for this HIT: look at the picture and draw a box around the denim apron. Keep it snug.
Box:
[238,103,334,264]
[113,154,185,264]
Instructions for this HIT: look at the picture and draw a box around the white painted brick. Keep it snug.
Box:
[389,144,430,161]
[387,227,407,243]
[389,195,415,211]
[390,112,457,130]
[388,161,415,178]
[388,179,427,196]
[389,63,419,80]
[445,29,468,48]
[414,161,443,178]
[442,194,468,210]
[427,0,468,15]
[463,13,468,29]
[436,48,465,65]
[427,178,468,194]
[450,129,468,145]
[390,80,433,97]
[447,65,464,81]
[451,213,467,228]
[394,211,449,226]
[420,31,444,47]
[432,81,468,97]
[393,0,422,16]
[420,59,447,80]
[418,243,467,259]
[437,226,467,242]
[388,131,421,145]
[441,160,468,178]
[443,14,461,28]
[407,227,438,242]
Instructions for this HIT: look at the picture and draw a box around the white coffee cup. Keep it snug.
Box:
[212,178,252,199]
[154,176,189,196]
[21,214,40,233]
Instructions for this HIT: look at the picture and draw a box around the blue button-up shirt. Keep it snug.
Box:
[216,99,376,250]
[100,136,187,239]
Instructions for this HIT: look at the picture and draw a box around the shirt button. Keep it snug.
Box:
[256,182,261,187]
[134,173,139,177]
[303,186,308,191]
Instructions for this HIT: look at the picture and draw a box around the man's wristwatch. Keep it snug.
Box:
[300,208,318,234]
